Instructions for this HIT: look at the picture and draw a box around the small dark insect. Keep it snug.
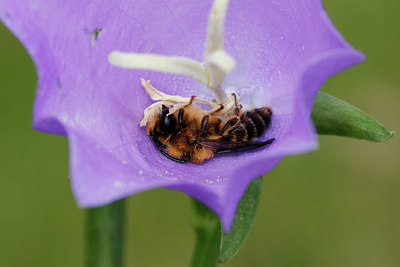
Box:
[146,94,274,163]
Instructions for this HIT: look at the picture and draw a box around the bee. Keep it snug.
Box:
[146,94,274,163]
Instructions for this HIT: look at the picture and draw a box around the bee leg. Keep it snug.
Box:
[232,93,238,106]
[183,95,195,108]
[220,116,240,136]
[178,96,196,128]
[233,104,242,116]
[201,115,209,131]
[209,104,224,116]
[232,93,242,116]
[178,108,185,127]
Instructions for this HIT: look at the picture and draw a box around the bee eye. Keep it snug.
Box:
[159,107,176,136]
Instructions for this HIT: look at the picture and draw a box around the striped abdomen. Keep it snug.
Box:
[222,106,272,142]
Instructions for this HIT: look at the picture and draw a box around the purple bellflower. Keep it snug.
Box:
[0,0,363,232]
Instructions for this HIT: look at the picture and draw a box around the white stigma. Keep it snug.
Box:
[108,53,209,85]
[108,0,236,124]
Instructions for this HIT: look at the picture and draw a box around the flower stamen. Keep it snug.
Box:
[140,79,223,127]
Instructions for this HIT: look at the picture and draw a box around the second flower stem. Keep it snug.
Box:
[85,198,126,267]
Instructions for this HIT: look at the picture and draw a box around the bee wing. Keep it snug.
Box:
[199,138,275,153]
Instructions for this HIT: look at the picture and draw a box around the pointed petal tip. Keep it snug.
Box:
[352,49,366,64]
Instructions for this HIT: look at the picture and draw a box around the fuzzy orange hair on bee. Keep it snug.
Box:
[146,94,274,163]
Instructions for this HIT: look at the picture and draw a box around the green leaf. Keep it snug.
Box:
[312,92,394,142]
[219,177,263,263]
[189,178,263,265]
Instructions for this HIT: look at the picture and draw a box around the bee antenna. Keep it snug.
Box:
[151,131,169,149]
[151,134,187,163]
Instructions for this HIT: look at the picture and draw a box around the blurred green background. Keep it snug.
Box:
[0,0,399,266]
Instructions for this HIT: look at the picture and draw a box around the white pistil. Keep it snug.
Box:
[108,0,235,125]
[205,49,235,102]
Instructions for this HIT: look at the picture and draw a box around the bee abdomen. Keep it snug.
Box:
[243,106,272,138]
[244,111,266,137]
[223,124,248,142]
[240,116,257,141]
[255,106,272,129]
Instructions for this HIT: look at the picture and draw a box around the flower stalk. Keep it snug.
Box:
[86,199,126,267]
[190,199,221,267]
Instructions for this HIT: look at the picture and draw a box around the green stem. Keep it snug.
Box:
[190,199,221,267]
[85,198,126,267]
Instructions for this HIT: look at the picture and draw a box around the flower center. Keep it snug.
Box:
[108,0,236,125]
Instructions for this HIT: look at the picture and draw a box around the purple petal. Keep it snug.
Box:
[0,0,363,232]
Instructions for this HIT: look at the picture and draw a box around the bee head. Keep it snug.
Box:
[158,105,177,136]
